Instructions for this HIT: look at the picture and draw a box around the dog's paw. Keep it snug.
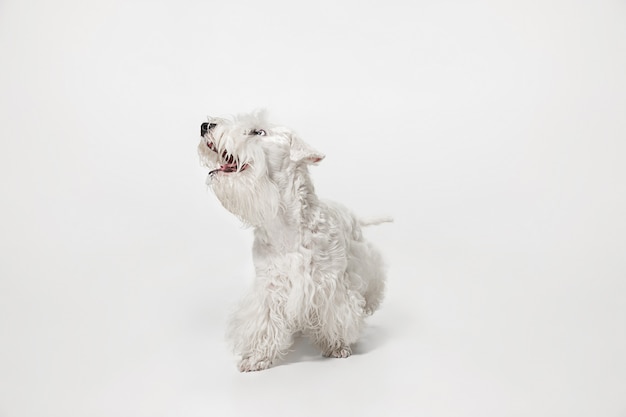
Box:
[323,345,352,358]
[238,357,272,372]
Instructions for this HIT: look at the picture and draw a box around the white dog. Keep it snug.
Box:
[198,111,390,372]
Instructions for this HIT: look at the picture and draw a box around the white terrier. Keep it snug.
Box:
[198,111,390,372]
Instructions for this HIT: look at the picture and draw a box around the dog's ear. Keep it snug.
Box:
[289,134,325,164]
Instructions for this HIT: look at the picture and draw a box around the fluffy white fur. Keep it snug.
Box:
[198,111,390,372]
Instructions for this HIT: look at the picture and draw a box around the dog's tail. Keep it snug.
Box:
[359,216,394,227]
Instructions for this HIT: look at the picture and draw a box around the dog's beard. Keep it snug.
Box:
[208,169,280,227]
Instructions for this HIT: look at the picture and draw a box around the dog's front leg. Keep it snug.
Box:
[228,284,293,372]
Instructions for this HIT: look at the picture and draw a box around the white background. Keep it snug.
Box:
[1,0,625,416]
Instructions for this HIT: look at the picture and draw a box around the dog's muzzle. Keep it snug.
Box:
[201,122,249,176]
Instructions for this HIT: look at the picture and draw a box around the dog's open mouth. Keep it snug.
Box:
[207,141,249,175]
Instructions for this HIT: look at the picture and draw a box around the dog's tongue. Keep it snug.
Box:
[209,163,238,176]
[220,163,238,172]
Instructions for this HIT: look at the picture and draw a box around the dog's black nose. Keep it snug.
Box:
[201,122,217,136]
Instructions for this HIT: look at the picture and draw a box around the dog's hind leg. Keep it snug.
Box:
[319,341,353,358]
[350,241,387,315]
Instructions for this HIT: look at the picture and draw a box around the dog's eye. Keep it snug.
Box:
[251,129,266,136]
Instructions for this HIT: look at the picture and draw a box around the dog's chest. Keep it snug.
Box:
[255,217,302,251]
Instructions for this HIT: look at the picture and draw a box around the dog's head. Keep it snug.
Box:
[198,111,324,226]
